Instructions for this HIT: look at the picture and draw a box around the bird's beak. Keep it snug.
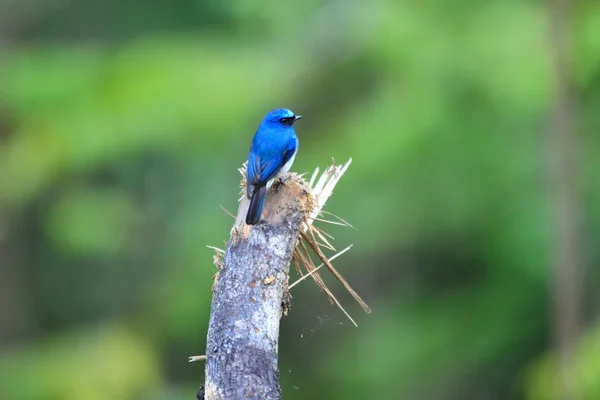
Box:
[294,115,303,121]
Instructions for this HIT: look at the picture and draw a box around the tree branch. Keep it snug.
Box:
[200,175,312,400]
[546,0,580,398]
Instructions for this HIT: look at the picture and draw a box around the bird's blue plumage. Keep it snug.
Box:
[246,108,301,225]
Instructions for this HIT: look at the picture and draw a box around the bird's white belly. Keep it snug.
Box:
[266,150,297,190]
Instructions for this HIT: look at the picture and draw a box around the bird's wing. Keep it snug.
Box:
[247,136,297,190]
[247,151,282,186]
[280,138,297,167]
[247,150,261,186]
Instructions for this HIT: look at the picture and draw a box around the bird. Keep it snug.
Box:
[245,108,302,225]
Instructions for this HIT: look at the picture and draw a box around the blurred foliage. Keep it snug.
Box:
[526,321,600,400]
[0,0,599,399]
[0,325,160,400]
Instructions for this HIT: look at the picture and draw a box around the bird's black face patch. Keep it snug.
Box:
[279,116,295,126]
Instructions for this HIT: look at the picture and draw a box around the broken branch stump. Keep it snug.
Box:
[201,175,312,400]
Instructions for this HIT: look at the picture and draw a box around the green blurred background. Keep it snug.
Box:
[0,0,599,399]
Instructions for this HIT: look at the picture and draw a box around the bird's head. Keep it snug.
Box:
[260,108,302,130]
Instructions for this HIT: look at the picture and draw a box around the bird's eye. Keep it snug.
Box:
[279,116,294,125]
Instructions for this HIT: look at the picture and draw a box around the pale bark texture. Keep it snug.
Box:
[199,176,311,400]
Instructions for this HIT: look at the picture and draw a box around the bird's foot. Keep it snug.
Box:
[275,176,290,192]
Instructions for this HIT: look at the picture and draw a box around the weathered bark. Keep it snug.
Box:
[201,176,311,400]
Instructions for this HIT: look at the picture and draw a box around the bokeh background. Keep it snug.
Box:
[1,0,599,399]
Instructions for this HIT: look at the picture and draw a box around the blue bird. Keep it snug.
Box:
[246,108,302,225]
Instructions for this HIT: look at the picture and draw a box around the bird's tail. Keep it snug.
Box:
[246,185,267,225]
